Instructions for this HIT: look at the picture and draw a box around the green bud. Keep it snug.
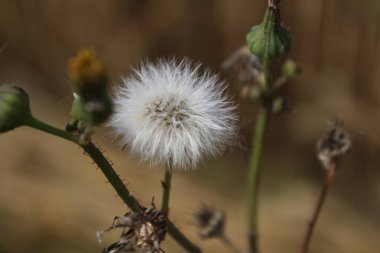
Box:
[71,93,112,126]
[249,86,262,100]
[246,7,292,61]
[281,59,300,79]
[0,84,32,133]
[272,97,287,113]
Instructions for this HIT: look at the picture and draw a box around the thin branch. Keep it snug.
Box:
[301,161,336,253]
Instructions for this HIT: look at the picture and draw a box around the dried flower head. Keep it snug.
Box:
[98,204,167,253]
[221,46,263,99]
[109,59,238,169]
[317,120,352,169]
[194,204,226,239]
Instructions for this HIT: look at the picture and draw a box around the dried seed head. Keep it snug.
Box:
[222,46,262,84]
[99,204,167,253]
[317,120,352,169]
[194,204,226,239]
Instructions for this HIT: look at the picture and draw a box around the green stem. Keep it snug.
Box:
[25,116,201,253]
[161,163,173,213]
[247,108,268,253]
[26,116,76,142]
[82,142,141,211]
[263,56,272,92]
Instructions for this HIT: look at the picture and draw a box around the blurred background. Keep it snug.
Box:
[0,0,380,252]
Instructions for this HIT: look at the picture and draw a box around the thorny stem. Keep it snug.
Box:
[301,162,336,253]
[219,233,245,253]
[161,163,173,214]
[25,116,202,253]
[168,220,202,253]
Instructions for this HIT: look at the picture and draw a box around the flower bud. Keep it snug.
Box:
[0,84,31,133]
[246,7,292,61]
[281,59,300,79]
[67,49,113,141]
[71,92,112,125]
[68,48,107,100]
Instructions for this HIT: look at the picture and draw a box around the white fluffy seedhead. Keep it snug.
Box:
[109,59,238,169]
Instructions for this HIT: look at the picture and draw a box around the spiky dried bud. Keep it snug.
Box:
[0,84,32,133]
[99,204,167,253]
[317,121,352,169]
[194,204,226,239]
[246,7,292,61]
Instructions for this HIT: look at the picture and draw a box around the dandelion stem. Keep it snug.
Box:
[301,161,336,253]
[161,163,173,214]
[247,108,268,253]
[25,116,202,253]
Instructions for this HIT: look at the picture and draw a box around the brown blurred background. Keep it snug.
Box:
[0,0,380,252]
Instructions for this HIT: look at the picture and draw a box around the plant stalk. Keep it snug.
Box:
[25,117,202,253]
[247,108,268,253]
[161,163,173,214]
[301,162,336,253]
[247,51,273,253]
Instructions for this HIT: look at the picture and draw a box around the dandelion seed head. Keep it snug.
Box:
[109,59,238,169]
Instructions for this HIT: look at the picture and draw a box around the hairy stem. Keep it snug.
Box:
[26,117,202,253]
[301,162,336,253]
[247,108,268,253]
[161,163,173,214]
[168,220,202,253]
[82,142,141,211]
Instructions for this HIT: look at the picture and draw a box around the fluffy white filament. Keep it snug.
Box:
[109,59,238,169]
